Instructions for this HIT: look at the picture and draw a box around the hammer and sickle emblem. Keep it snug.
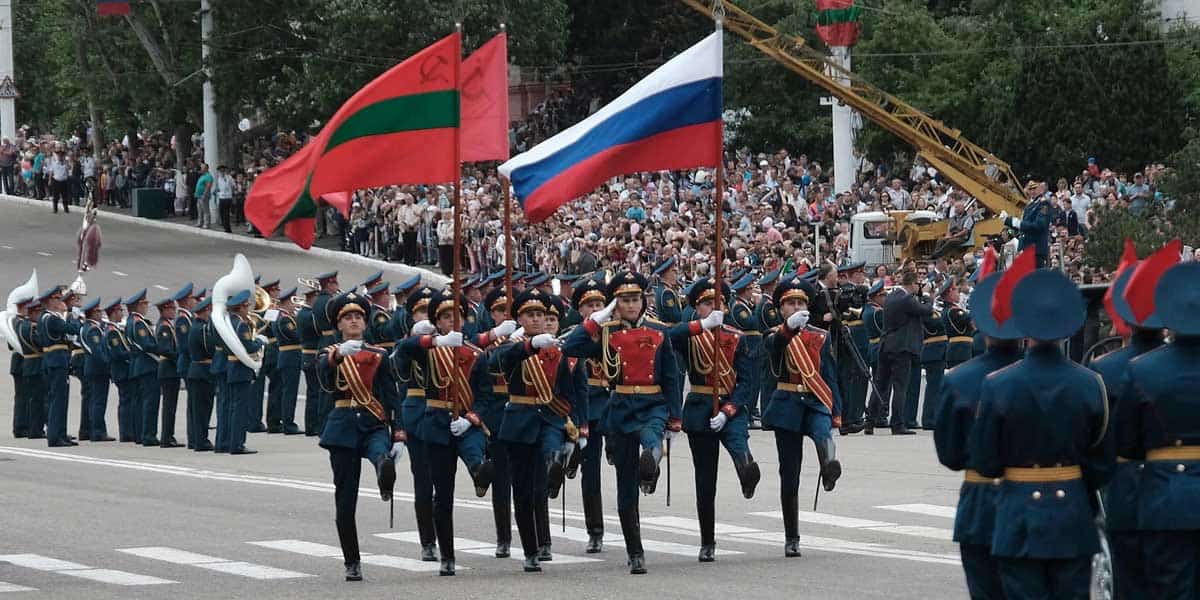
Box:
[420,55,450,85]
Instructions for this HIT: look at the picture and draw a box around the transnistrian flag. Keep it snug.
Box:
[246,33,461,249]
[499,31,723,223]
[97,0,130,16]
[461,32,510,162]
[815,0,862,47]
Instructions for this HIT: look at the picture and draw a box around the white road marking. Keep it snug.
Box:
[0,582,35,593]
[877,503,957,519]
[728,532,960,565]
[118,547,313,580]
[0,554,174,586]
[112,271,128,277]
[550,525,742,557]
[1,244,13,249]
[248,540,444,572]
[376,531,602,564]
[152,285,169,291]
[641,516,760,535]
[749,511,953,541]
[36,251,52,257]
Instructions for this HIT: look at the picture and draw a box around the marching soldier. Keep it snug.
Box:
[943,281,975,370]
[9,301,25,437]
[1089,258,1168,600]
[763,275,843,557]
[914,282,949,431]
[934,272,1024,600]
[754,268,782,424]
[103,299,134,442]
[557,274,583,329]
[225,290,263,455]
[388,274,422,342]
[1117,257,1199,598]
[154,295,183,448]
[726,273,764,428]
[65,290,89,441]
[970,269,1114,599]
[651,257,683,325]
[252,278,280,433]
[186,297,216,451]
[80,298,114,442]
[298,282,322,436]
[19,299,46,439]
[862,280,887,428]
[313,271,340,428]
[211,289,234,453]
[173,283,197,448]
[568,277,611,554]
[397,285,439,562]
[481,286,516,558]
[316,291,401,582]
[38,285,82,447]
[273,288,304,435]
[836,262,870,435]
[398,289,496,576]
[366,282,394,349]
[562,271,683,575]
[668,277,761,562]
[359,270,384,293]
[126,289,162,446]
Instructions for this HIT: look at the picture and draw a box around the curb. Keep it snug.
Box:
[2,193,450,287]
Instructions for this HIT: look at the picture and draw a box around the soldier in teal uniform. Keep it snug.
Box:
[298,283,321,436]
[312,271,340,427]
[65,290,90,441]
[494,288,585,572]
[480,286,515,558]
[186,298,215,451]
[9,305,25,437]
[249,278,278,433]
[365,282,393,350]
[209,295,231,452]
[154,295,182,447]
[125,289,161,446]
[316,291,401,582]
[103,299,134,442]
[726,273,763,426]
[651,257,683,325]
[273,289,304,435]
[835,263,870,435]
[80,298,114,442]
[566,277,611,554]
[38,285,82,446]
[172,283,197,447]
[668,277,761,563]
[943,283,975,370]
[914,282,949,430]
[1001,182,1052,269]
[934,272,1024,600]
[862,280,887,427]
[763,276,843,558]
[396,285,439,562]
[19,300,47,439]
[387,274,421,343]
[1117,259,1200,598]
[463,275,487,333]
[1089,261,1166,600]
[556,273,583,330]
[754,268,782,424]
[225,289,263,455]
[561,271,683,575]
[970,269,1114,599]
[396,289,496,576]
[359,270,383,293]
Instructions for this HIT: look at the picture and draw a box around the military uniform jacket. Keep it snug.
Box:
[934,345,1022,545]
[187,318,214,381]
[81,320,109,378]
[863,302,883,366]
[762,323,843,430]
[920,308,947,364]
[208,316,228,381]
[943,306,974,364]
[1119,338,1200,531]
[493,338,585,445]
[226,315,261,384]
[367,305,394,349]
[297,305,319,368]
[316,343,400,451]
[653,283,683,325]
[127,313,159,378]
[1089,335,1163,532]
[312,292,335,348]
[755,297,782,330]
[397,334,492,447]
[970,344,1115,559]
[1007,198,1052,258]
[668,321,755,433]
[38,311,81,371]
[474,300,495,333]
[273,312,303,370]
[842,301,869,362]
[103,323,131,382]
[726,296,764,359]
[155,318,180,379]
[258,312,278,374]
[560,306,582,330]
[174,311,193,376]
[17,317,42,377]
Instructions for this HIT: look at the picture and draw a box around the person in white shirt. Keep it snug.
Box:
[215,165,235,233]
[47,145,71,214]
[1068,183,1091,232]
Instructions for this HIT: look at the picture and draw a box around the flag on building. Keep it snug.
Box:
[461,32,510,162]
[245,33,461,249]
[97,0,130,16]
[499,31,723,223]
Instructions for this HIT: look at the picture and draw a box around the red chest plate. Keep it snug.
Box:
[608,327,663,386]
[350,350,383,385]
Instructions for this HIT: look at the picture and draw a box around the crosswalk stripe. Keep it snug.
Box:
[748,511,953,541]
[118,547,313,579]
[375,532,602,564]
[550,525,743,557]
[728,532,960,565]
[0,582,36,593]
[248,540,443,572]
[877,503,957,519]
[641,516,761,535]
[0,554,175,586]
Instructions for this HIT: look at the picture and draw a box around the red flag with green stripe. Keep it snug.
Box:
[246,32,461,249]
[815,0,861,47]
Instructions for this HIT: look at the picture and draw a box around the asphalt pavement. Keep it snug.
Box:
[0,197,967,599]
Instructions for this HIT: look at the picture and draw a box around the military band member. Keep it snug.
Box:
[316,291,401,582]
[398,289,496,576]
[669,277,761,562]
[1088,260,1167,600]
[562,271,683,575]
[862,281,887,428]
[1117,259,1199,598]
[9,301,25,437]
[257,278,282,434]
[934,272,1024,600]
[154,295,183,448]
[970,269,1114,599]
[914,281,949,431]
[298,283,321,435]
[388,274,422,342]
[1000,182,1052,269]
[38,285,82,446]
[273,289,304,435]
[726,273,764,426]
[186,297,216,451]
[835,263,869,435]
[173,283,197,448]
[65,290,89,441]
[569,277,611,554]
[126,289,161,446]
[943,281,975,370]
[103,299,134,442]
[313,271,340,428]
[763,275,843,557]
[80,298,114,442]
[753,268,782,424]
[210,296,231,452]
[366,282,393,349]
[224,290,263,455]
[19,300,47,439]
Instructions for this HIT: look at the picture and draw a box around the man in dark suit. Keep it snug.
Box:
[867,269,934,435]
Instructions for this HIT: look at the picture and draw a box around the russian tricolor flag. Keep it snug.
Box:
[500,31,723,223]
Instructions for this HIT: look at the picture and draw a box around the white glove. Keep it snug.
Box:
[532,333,558,349]
[491,320,517,338]
[709,411,728,432]
[411,320,436,336]
[999,210,1009,222]
[700,309,724,330]
[577,436,588,450]
[389,442,404,461]
[590,299,617,324]
[1010,217,1022,228]
[509,327,526,342]
[70,307,84,318]
[787,310,810,330]
[66,334,79,344]
[449,417,471,437]
[337,339,363,356]
[435,331,463,347]
[664,429,679,442]
[255,334,269,345]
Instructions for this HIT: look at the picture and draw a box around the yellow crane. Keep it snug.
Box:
[682,0,1028,260]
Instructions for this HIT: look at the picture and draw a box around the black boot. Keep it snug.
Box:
[782,495,802,557]
[537,544,553,562]
[377,457,396,502]
[619,508,646,574]
[415,496,437,561]
[523,555,541,573]
[495,541,510,558]
[583,494,604,554]
[698,544,716,562]
[471,460,495,498]
[421,544,437,562]
[344,561,362,581]
[814,438,842,492]
[733,452,761,499]
[335,518,362,572]
[439,559,455,576]
[494,497,512,558]
[638,447,662,494]
[697,498,716,563]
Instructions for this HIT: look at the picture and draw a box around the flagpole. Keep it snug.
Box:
[503,176,513,306]
[452,24,464,331]
[710,7,725,419]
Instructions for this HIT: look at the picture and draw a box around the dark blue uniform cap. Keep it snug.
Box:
[652,256,677,276]
[969,273,1022,340]
[757,268,781,286]
[154,295,176,307]
[81,297,102,313]
[316,271,338,282]
[730,273,756,292]
[867,280,885,297]
[556,273,583,283]
[194,297,213,312]
[171,282,194,302]
[1011,270,1084,341]
[687,277,731,307]
[124,288,147,305]
[361,270,384,289]
[728,268,746,283]
[226,289,252,308]
[261,279,280,291]
[279,286,298,300]
[330,291,370,322]
[571,278,607,311]
[1155,262,1200,336]
[1111,262,1164,329]
[607,271,648,299]
[406,286,438,314]
[38,286,64,302]
[194,287,208,299]
[801,269,820,282]
[394,274,422,294]
[484,287,510,313]
[837,261,866,274]
[103,298,123,313]
[527,272,551,287]
[486,270,507,284]
[367,281,390,296]
[512,287,553,319]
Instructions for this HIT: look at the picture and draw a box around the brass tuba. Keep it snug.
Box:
[0,269,38,350]
[212,254,262,373]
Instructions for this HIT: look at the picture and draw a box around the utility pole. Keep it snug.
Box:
[201,0,218,167]
[0,0,17,142]
[829,46,854,195]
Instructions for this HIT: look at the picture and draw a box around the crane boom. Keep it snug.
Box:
[683,0,1027,218]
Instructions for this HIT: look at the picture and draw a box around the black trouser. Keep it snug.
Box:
[12,373,26,436]
[508,441,548,559]
[403,231,419,265]
[25,374,46,437]
[872,351,916,429]
[74,371,90,439]
[218,197,233,232]
[607,432,645,557]
[838,359,867,427]
[438,245,454,276]
[0,165,14,195]
[50,179,68,212]
[329,447,365,566]
[266,368,282,429]
[425,442,458,561]
[34,173,45,198]
[580,422,605,536]
[160,378,180,443]
[303,359,320,433]
[187,378,213,447]
[488,438,512,545]
[688,434,723,546]
[407,437,437,549]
